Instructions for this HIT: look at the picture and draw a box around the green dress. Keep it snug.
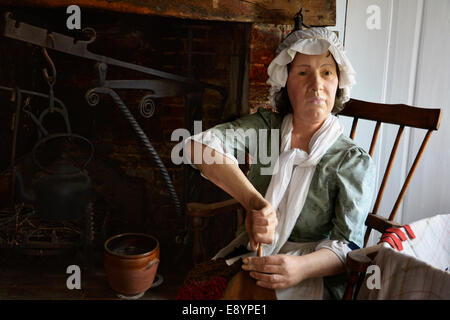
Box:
[197,107,376,299]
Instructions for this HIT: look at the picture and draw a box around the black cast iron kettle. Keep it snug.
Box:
[16,133,94,221]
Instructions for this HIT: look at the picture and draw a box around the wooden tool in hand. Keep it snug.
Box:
[257,243,263,257]
[221,243,276,300]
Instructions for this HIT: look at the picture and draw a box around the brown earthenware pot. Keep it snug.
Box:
[104,233,161,298]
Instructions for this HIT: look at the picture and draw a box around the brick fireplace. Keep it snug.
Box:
[0,1,335,299]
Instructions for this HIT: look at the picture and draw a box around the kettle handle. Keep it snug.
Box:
[32,133,95,174]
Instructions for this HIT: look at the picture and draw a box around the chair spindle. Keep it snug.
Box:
[369,121,382,157]
[350,117,358,140]
[365,125,405,245]
[389,129,434,221]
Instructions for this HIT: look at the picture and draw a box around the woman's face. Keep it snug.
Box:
[286,51,339,125]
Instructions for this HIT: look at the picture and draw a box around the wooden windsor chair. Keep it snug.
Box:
[339,98,442,299]
[185,98,442,299]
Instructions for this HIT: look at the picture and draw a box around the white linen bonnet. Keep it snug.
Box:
[267,27,356,108]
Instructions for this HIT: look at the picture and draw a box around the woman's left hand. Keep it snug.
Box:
[241,254,306,290]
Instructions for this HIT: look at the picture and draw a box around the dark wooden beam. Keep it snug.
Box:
[1,0,336,25]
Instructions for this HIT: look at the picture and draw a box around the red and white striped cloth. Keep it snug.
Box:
[357,214,450,299]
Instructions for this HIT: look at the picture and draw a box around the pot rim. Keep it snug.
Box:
[104,232,159,259]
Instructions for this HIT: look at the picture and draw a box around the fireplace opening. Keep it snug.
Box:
[0,5,252,298]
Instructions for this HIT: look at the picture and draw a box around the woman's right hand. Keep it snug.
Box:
[245,197,278,251]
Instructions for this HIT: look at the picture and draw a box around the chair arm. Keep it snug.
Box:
[365,213,402,233]
[186,198,242,218]
[346,243,383,273]
[343,243,384,300]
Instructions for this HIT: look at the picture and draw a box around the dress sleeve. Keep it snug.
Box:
[316,147,376,262]
[331,147,376,248]
[183,108,274,172]
[183,128,239,169]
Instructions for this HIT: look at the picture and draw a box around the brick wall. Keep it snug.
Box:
[248,23,293,113]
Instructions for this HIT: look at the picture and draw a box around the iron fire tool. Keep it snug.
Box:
[1,12,226,96]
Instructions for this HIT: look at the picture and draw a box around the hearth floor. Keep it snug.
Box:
[0,248,187,300]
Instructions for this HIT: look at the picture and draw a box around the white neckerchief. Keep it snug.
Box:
[213,113,343,260]
[262,113,343,256]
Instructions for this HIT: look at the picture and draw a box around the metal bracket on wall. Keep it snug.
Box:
[95,62,195,118]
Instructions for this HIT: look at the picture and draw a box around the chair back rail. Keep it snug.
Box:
[340,99,442,130]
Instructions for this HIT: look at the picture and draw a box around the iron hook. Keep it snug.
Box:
[42,47,56,87]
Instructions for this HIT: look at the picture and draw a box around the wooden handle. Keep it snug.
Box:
[257,243,263,257]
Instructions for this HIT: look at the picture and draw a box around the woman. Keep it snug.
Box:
[183,27,375,299]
